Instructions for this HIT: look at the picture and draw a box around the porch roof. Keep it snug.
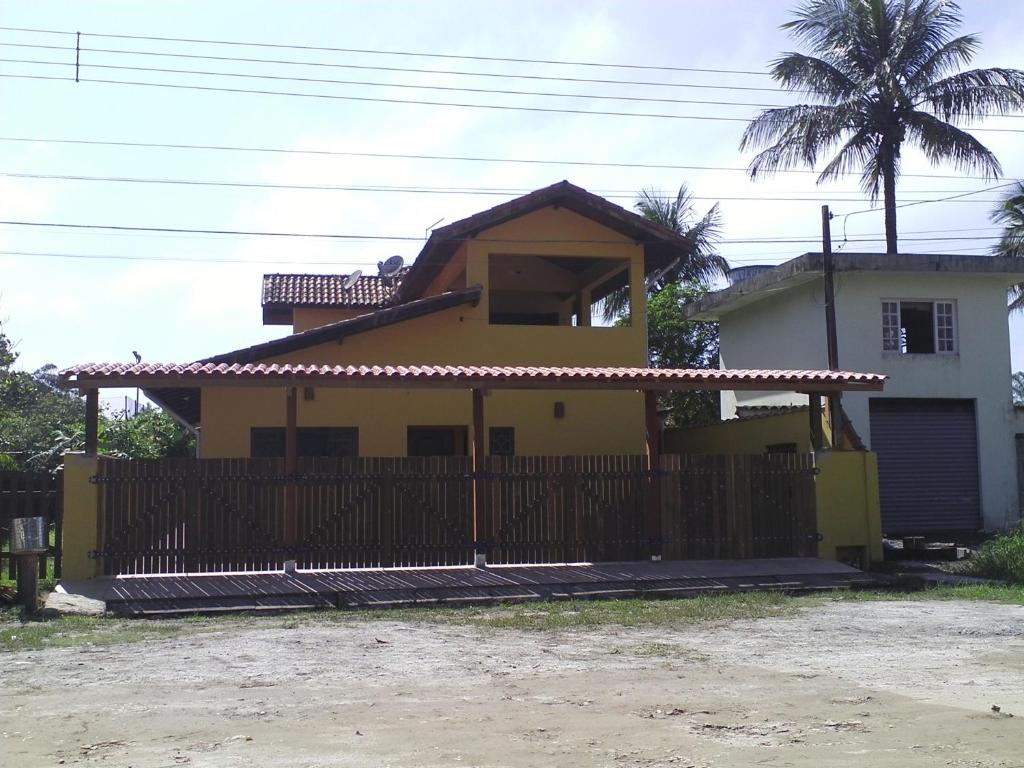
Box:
[60,362,886,393]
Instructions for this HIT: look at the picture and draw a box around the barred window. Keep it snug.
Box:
[935,301,956,353]
[882,301,900,352]
[489,426,515,456]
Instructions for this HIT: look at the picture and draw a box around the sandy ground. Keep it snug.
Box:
[2,600,1024,767]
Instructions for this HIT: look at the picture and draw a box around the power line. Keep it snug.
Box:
[0,41,803,95]
[0,25,776,76]
[6,72,1024,134]
[0,248,382,266]
[0,218,1002,244]
[1,170,1011,202]
[2,136,1013,181]
[0,56,792,110]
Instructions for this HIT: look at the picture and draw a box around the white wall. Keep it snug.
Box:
[718,271,1021,530]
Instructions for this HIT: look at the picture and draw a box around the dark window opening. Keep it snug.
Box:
[250,427,359,458]
[766,442,798,454]
[407,426,468,456]
[489,426,515,456]
[487,254,630,327]
[900,302,935,354]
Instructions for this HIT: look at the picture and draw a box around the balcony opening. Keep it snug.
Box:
[488,254,630,327]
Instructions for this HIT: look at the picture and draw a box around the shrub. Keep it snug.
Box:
[964,527,1024,584]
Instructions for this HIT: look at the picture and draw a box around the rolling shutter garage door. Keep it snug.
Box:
[869,398,981,533]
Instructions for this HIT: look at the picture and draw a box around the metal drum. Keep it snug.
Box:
[10,516,48,554]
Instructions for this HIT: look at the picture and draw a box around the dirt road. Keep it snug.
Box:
[3,599,1023,767]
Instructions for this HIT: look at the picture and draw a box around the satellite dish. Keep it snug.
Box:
[378,255,405,277]
[342,269,362,291]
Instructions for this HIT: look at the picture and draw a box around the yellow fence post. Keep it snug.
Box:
[61,452,102,581]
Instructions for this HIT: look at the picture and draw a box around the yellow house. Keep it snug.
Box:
[59,182,887,578]
[152,181,690,459]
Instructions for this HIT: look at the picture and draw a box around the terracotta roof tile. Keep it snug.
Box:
[59,363,887,393]
[262,271,408,309]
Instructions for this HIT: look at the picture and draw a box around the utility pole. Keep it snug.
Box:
[821,205,842,447]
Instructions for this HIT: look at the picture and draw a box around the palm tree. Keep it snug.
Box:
[990,181,1024,312]
[601,184,726,320]
[740,0,1024,254]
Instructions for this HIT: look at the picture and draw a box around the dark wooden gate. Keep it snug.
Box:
[94,457,473,575]
[92,453,817,575]
[484,455,648,564]
[661,454,818,559]
[1,470,62,580]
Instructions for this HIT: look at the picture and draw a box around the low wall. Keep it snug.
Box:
[62,453,100,581]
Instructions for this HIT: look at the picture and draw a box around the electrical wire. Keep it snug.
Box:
[0,25,778,76]
[2,170,1012,202]
[5,72,1024,134]
[2,135,1013,181]
[0,218,1003,244]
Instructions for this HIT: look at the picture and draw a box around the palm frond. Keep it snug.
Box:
[905,34,979,91]
[916,67,1024,120]
[904,109,1002,177]
[770,52,861,98]
[990,182,1024,257]
[741,104,857,179]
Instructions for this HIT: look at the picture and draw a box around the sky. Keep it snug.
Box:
[1,0,1022,382]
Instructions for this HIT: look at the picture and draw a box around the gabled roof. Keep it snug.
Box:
[261,272,407,324]
[397,180,698,301]
[208,284,482,365]
[683,252,1024,320]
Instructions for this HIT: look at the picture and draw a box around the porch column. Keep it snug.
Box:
[284,386,298,548]
[471,388,488,566]
[84,388,99,456]
[808,393,824,451]
[644,390,663,560]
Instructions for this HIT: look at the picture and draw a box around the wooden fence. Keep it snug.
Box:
[91,453,818,575]
[0,470,63,580]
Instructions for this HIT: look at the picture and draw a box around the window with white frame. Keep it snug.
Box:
[880,299,957,354]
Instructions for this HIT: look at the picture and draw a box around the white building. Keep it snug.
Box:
[684,252,1024,534]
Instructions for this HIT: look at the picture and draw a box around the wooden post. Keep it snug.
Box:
[808,393,824,451]
[284,387,298,550]
[84,388,99,456]
[822,205,844,448]
[644,390,662,560]
[471,388,487,565]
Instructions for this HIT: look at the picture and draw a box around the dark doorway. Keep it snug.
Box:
[407,426,468,456]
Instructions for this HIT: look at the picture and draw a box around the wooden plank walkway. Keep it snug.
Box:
[60,558,877,617]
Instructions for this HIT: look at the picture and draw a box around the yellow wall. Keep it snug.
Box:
[815,451,883,565]
[200,205,649,459]
[665,411,818,454]
[292,308,369,333]
[61,453,101,581]
[201,387,644,458]
[665,414,882,565]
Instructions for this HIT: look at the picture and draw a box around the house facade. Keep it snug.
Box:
[58,184,890,579]
[684,252,1024,534]
[156,182,662,459]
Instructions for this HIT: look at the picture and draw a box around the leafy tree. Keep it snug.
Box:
[741,0,1024,254]
[601,184,726,320]
[991,182,1024,312]
[617,282,720,426]
[0,316,195,470]
[1013,371,1024,406]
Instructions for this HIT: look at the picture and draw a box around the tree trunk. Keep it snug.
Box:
[882,148,898,254]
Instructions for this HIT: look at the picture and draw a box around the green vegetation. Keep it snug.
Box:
[0,317,194,470]
[959,527,1024,584]
[5,584,1024,654]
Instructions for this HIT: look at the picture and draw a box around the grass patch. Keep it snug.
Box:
[958,527,1024,584]
[3,583,1023,654]
[345,590,800,631]
[0,610,255,654]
